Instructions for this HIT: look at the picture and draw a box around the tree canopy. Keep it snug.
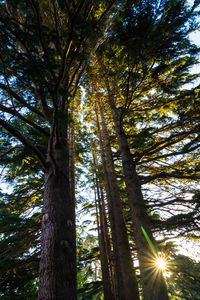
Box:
[0,0,200,299]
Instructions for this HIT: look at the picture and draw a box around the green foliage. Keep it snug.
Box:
[84,1,200,297]
[0,193,40,299]
[78,281,103,300]
[0,0,200,298]
[77,234,103,300]
[168,254,200,299]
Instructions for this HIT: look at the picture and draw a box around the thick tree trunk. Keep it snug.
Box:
[69,122,76,228]
[106,85,169,300]
[38,127,76,299]
[97,104,140,300]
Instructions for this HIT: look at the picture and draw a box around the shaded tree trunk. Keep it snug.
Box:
[105,81,169,300]
[38,122,76,300]
[69,121,76,227]
[96,104,140,300]
[99,183,116,295]
[93,164,114,300]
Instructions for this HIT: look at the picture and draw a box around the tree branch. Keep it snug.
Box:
[31,0,56,80]
[0,103,49,137]
[138,143,200,165]
[135,129,199,161]
[0,145,24,158]
[0,118,47,169]
[0,83,44,118]
[140,171,200,184]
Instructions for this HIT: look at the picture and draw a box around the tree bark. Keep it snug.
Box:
[99,183,116,295]
[38,123,76,300]
[105,81,169,300]
[93,168,114,300]
[97,104,140,300]
[69,121,76,227]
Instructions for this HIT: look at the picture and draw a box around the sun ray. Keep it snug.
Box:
[155,257,166,270]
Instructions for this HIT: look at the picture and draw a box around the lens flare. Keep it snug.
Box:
[155,256,166,270]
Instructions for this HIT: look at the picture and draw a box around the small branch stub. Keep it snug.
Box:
[42,213,48,223]
[60,240,69,248]
[67,219,73,227]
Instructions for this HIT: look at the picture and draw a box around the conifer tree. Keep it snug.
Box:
[0,0,115,298]
[1,0,200,299]
[84,0,200,299]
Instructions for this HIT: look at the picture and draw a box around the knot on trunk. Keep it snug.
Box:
[42,213,48,223]
[60,240,69,248]
[67,219,73,227]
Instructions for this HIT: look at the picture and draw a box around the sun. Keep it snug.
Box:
[155,257,166,271]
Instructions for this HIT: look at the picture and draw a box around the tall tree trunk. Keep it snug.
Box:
[69,121,76,227]
[105,81,169,300]
[96,104,140,300]
[95,113,120,300]
[93,165,114,300]
[38,123,76,299]
[99,183,115,295]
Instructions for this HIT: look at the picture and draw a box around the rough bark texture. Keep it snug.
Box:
[38,126,76,300]
[106,84,169,300]
[97,104,140,300]
[69,122,76,227]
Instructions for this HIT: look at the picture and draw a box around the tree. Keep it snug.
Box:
[0,0,115,298]
[1,0,200,299]
[93,156,114,300]
[84,0,200,299]
[91,130,139,299]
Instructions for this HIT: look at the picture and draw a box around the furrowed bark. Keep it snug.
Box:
[69,121,76,225]
[38,120,76,300]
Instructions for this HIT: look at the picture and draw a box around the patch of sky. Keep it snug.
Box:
[0,168,13,194]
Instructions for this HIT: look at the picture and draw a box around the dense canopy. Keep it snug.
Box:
[0,0,200,299]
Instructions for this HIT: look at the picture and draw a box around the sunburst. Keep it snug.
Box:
[155,256,167,271]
